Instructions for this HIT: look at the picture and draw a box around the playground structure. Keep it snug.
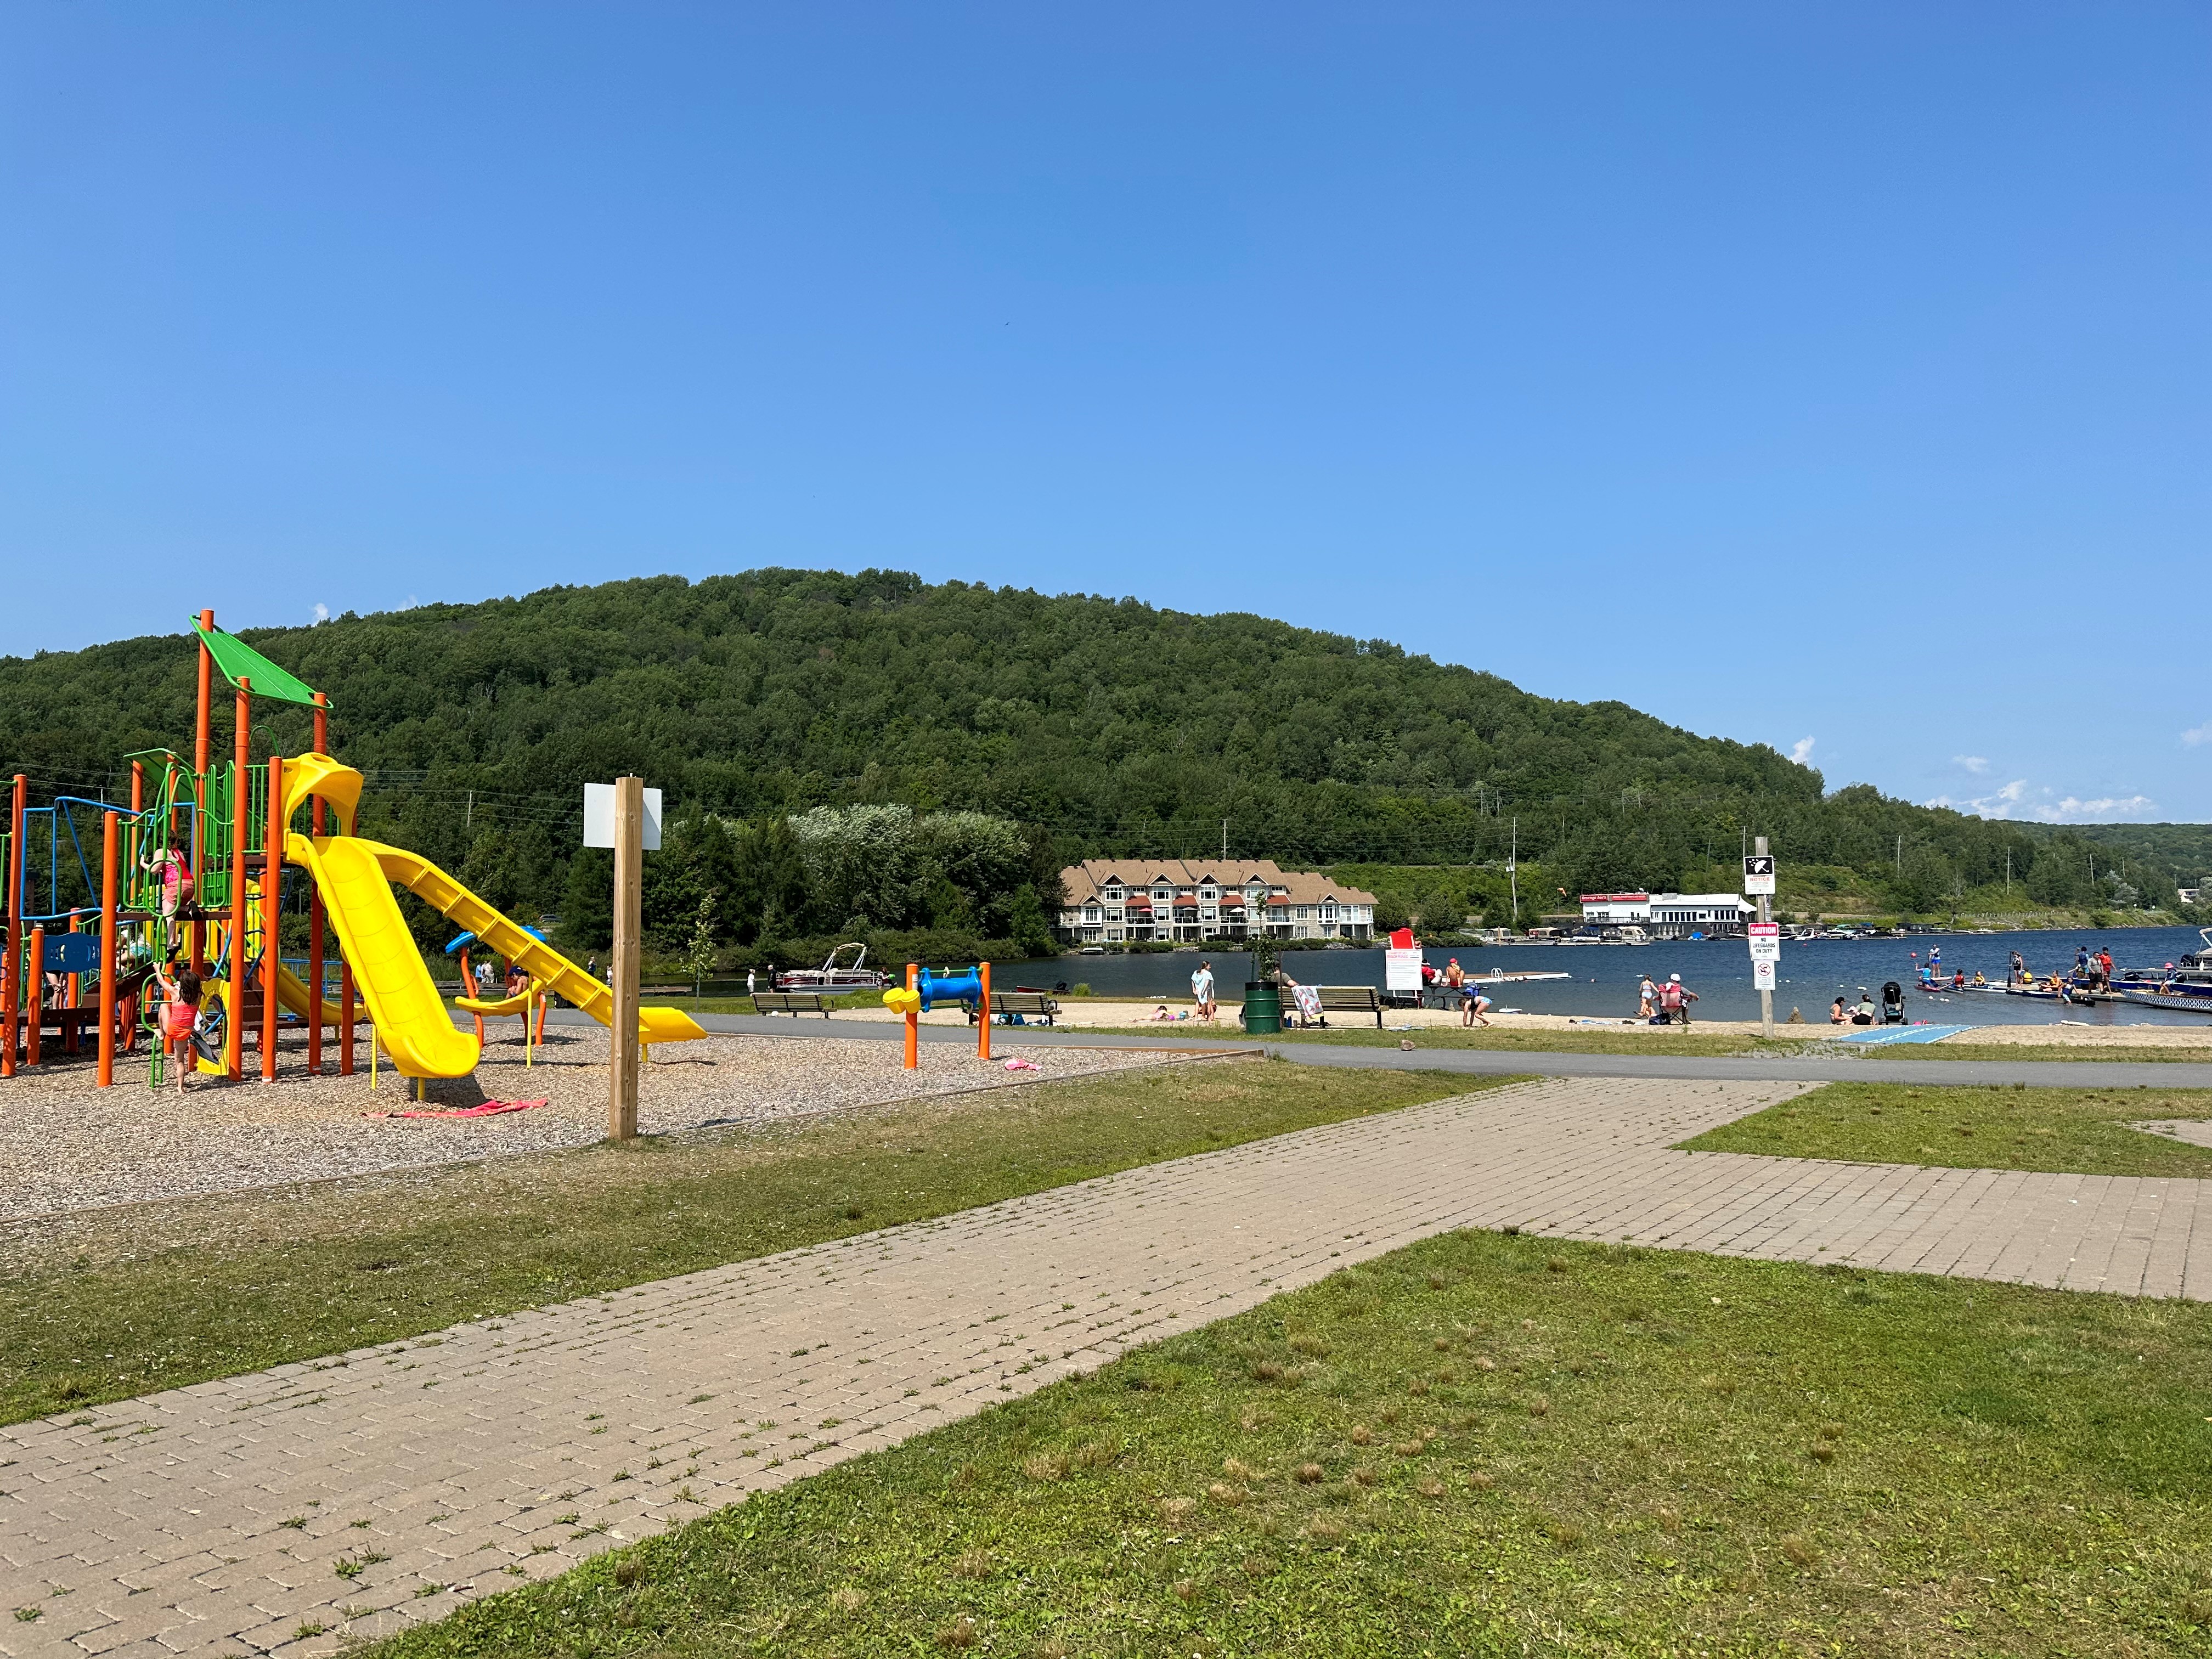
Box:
[448,929,554,1051]
[1,612,705,1089]
[886,961,994,1068]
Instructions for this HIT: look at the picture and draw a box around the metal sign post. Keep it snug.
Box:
[1747,839,1778,1036]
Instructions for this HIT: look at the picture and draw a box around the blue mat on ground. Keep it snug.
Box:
[1827,1024,1977,1046]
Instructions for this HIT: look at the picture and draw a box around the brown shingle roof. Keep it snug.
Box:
[1059,859,1376,908]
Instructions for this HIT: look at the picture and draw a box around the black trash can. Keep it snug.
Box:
[1241,980,1282,1034]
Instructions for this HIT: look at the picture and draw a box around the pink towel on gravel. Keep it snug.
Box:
[369,1098,551,1120]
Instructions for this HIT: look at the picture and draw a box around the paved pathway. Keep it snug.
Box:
[8,1073,2212,1657]
[629,1008,2212,1089]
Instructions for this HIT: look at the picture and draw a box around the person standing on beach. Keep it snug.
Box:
[1192,960,1216,1023]
[1638,974,1659,1019]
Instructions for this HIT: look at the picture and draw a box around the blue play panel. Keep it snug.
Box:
[1827,1024,1977,1046]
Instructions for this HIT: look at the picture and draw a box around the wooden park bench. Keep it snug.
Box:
[752,990,835,1018]
[985,990,1060,1026]
[1283,984,1385,1029]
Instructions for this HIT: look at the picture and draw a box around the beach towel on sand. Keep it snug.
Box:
[369,1098,551,1121]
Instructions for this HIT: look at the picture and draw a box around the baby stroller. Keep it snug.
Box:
[1880,981,1906,1024]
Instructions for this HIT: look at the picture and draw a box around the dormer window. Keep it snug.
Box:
[1103,883,1122,900]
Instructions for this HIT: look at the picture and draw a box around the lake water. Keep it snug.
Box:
[981,927,2212,1028]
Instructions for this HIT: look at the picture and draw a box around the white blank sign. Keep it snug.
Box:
[583,782,663,850]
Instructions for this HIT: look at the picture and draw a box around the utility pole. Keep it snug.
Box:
[1509,817,1520,927]
[1221,818,1228,861]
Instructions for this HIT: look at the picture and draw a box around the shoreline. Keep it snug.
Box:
[822,1000,2212,1047]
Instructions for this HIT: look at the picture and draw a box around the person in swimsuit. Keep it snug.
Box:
[140,837,194,919]
[150,960,205,1093]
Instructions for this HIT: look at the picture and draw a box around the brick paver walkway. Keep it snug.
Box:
[8,1074,2212,1656]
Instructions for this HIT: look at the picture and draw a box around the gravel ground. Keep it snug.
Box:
[0,1026,1187,1223]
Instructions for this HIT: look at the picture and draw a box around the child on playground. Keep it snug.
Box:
[140,835,194,919]
[150,958,206,1093]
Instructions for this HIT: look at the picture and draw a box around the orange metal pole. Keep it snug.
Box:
[228,679,250,1080]
[308,694,327,1073]
[978,960,990,1060]
[131,760,144,815]
[98,813,117,1087]
[261,753,283,1082]
[24,926,42,1069]
[3,773,22,1078]
[904,962,919,1070]
[193,610,213,978]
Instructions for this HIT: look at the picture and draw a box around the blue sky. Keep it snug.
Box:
[4,4,2207,821]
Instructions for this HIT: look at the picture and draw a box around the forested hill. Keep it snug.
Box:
[0,568,2171,918]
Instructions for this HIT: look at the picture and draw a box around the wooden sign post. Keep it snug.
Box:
[607,775,644,1141]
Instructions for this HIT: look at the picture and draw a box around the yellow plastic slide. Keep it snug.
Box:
[271,753,705,1079]
[286,834,483,1078]
[359,838,707,1046]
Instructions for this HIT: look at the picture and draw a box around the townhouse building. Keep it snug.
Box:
[1056,860,1378,945]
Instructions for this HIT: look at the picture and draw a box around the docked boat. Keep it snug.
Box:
[775,943,889,992]
[2109,929,2212,999]
[2121,989,2212,1015]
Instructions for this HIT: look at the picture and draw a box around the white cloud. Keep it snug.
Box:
[312,601,330,624]
[1923,778,2157,822]
[1951,754,1989,774]
[2183,723,2212,748]
[1925,778,2027,816]
[2042,794,2157,822]
[1790,736,1815,765]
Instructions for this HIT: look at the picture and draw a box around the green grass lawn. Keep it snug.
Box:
[379,1228,2212,1659]
[1680,1081,2212,1177]
[0,1061,1493,1429]
[1865,1042,2212,1065]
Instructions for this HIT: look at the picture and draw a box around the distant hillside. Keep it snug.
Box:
[2044,823,2212,888]
[0,568,2192,935]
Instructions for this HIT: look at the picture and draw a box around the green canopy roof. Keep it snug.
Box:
[191,619,325,709]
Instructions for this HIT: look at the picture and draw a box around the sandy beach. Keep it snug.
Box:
[821,998,2212,1045]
